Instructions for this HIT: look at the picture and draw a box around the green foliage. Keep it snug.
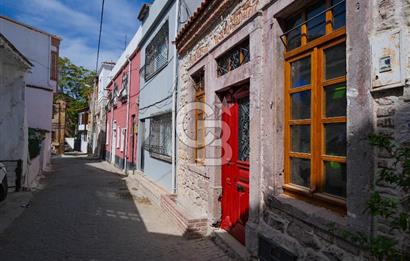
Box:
[339,135,409,260]
[56,57,96,135]
[28,128,45,159]
[366,134,410,260]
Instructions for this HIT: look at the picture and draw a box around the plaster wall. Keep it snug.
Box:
[137,1,178,192]
[0,49,28,174]
[1,17,58,174]
[0,17,56,132]
[0,17,56,91]
[105,52,140,169]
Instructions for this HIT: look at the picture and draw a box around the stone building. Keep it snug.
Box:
[51,97,67,155]
[90,62,115,158]
[175,0,410,259]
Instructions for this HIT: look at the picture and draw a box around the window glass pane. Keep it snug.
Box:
[291,158,310,188]
[286,14,302,50]
[325,123,346,156]
[292,90,311,119]
[217,39,250,76]
[145,22,169,80]
[325,43,346,79]
[149,114,172,156]
[324,161,346,197]
[291,56,311,88]
[332,0,346,30]
[325,83,346,117]
[238,97,250,161]
[307,2,326,41]
[291,125,310,153]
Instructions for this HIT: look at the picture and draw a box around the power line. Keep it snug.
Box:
[95,0,105,73]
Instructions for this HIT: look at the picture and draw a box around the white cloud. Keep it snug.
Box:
[4,0,142,70]
[61,37,119,70]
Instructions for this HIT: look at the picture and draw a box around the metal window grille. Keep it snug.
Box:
[121,74,128,97]
[149,114,172,157]
[145,22,169,80]
[216,38,250,76]
[279,0,346,50]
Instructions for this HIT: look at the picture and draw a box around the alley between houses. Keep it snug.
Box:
[0,156,232,261]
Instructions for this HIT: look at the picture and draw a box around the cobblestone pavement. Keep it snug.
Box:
[0,156,233,261]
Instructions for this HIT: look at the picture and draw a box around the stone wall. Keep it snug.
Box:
[177,0,409,259]
[177,44,210,215]
[372,0,410,251]
[256,0,410,259]
[176,0,267,219]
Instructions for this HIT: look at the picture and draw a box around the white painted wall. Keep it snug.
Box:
[0,47,28,176]
[0,48,27,160]
[0,17,56,132]
[65,138,75,150]
[98,63,114,102]
[1,16,59,174]
[0,17,56,93]
[25,87,53,131]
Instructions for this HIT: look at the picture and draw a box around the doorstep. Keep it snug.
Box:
[127,171,208,239]
[127,170,168,206]
[211,228,249,261]
[161,194,208,239]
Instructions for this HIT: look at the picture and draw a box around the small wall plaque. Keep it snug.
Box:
[379,56,392,72]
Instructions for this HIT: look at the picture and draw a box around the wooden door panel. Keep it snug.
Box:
[221,89,250,245]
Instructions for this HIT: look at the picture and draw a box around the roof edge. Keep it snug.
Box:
[0,15,62,40]
[0,33,33,68]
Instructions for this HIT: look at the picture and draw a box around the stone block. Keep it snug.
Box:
[321,245,346,261]
[262,210,287,233]
[334,236,360,256]
[287,220,321,250]
[376,107,395,117]
[377,118,394,128]
[304,249,329,261]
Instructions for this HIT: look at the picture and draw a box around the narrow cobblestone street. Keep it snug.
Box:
[0,156,232,261]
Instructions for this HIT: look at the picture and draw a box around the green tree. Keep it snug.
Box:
[55,57,96,136]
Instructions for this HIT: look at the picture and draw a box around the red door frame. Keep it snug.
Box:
[220,85,250,245]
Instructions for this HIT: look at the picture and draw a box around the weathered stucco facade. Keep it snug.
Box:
[0,33,31,182]
[176,0,410,259]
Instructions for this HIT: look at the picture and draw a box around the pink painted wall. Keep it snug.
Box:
[106,51,140,167]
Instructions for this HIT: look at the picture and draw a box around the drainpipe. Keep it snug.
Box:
[109,80,115,164]
[171,0,181,194]
[124,56,132,174]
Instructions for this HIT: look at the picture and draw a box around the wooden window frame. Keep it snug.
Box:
[193,70,206,164]
[50,51,58,81]
[283,0,347,209]
[195,89,206,164]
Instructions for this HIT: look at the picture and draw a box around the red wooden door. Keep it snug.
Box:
[221,90,250,245]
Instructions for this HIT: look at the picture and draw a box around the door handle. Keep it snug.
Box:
[237,184,245,192]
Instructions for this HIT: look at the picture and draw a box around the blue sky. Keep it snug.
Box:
[0,0,146,70]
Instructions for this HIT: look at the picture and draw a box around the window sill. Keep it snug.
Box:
[150,152,172,163]
[266,193,348,233]
[283,184,346,210]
